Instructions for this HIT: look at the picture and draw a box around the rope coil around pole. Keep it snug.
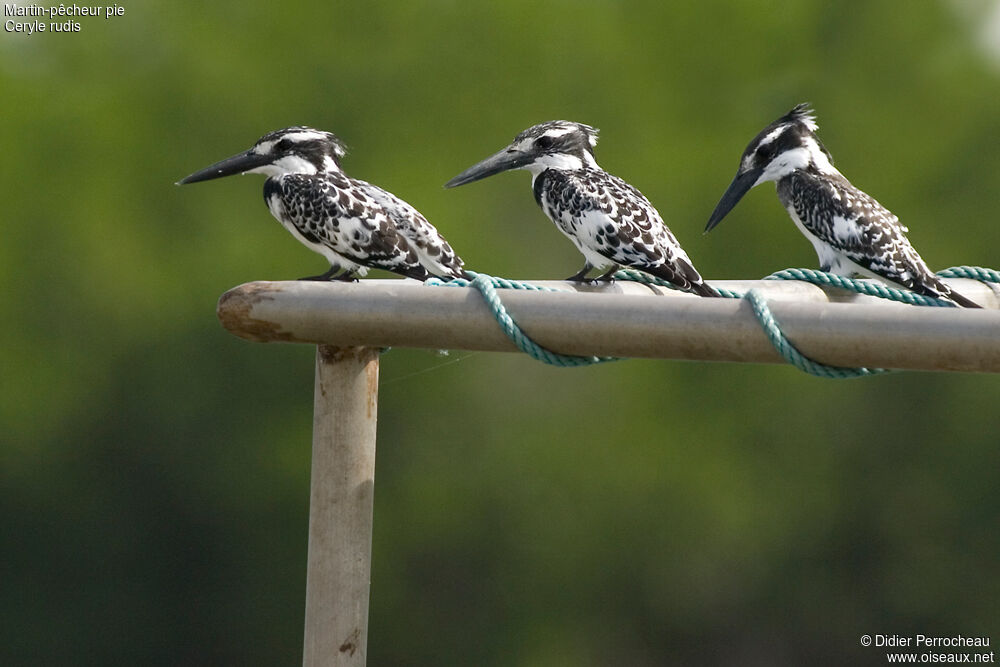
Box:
[426,272,618,367]
[742,288,886,378]
[427,267,998,376]
[612,269,885,377]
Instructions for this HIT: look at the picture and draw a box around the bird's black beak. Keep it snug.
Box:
[176,150,272,185]
[705,167,762,232]
[444,147,534,188]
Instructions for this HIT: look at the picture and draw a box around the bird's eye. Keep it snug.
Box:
[756,143,775,161]
[536,136,555,150]
[276,139,293,152]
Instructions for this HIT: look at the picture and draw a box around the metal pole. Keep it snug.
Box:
[302,345,379,667]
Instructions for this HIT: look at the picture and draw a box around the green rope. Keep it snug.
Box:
[936,265,1000,284]
[426,272,617,367]
[610,269,882,377]
[742,288,887,378]
[426,266,997,376]
[763,268,954,307]
[751,266,1000,377]
[615,266,997,378]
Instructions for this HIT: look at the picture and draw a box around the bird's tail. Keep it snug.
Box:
[689,280,722,298]
[940,289,981,309]
[641,262,721,298]
[925,278,981,308]
[404,265,432,282]
[427,268,472,282]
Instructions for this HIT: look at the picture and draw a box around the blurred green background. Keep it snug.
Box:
[3,1,999,664]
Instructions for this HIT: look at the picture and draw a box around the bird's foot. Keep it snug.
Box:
[333,273,359,283]
[594,269,618,284]
[565,266,594,283]
[298,267,343,281]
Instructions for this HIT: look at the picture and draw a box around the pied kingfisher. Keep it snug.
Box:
[705,104,979,308]
[445,121,719,297]
[178,127,468,281]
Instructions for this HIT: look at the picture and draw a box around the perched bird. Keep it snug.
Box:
[706,104,979,307]
[178,126,467,281]
[445,120,719,297]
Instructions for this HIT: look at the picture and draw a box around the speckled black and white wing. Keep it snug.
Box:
[777,171,974,305]
[535,168,717,296]
[263,172,429,280]
[355,180,468,280]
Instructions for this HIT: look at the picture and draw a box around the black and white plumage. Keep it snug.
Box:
[706,104,979,307]
[178,127,467,281]
[445,120,719,297]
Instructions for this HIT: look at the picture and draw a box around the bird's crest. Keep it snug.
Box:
[784,103,818,132]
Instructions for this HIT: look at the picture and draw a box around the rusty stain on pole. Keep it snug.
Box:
[302,346,379,667]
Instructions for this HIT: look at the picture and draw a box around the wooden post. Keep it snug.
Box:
[302,345,380,667]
